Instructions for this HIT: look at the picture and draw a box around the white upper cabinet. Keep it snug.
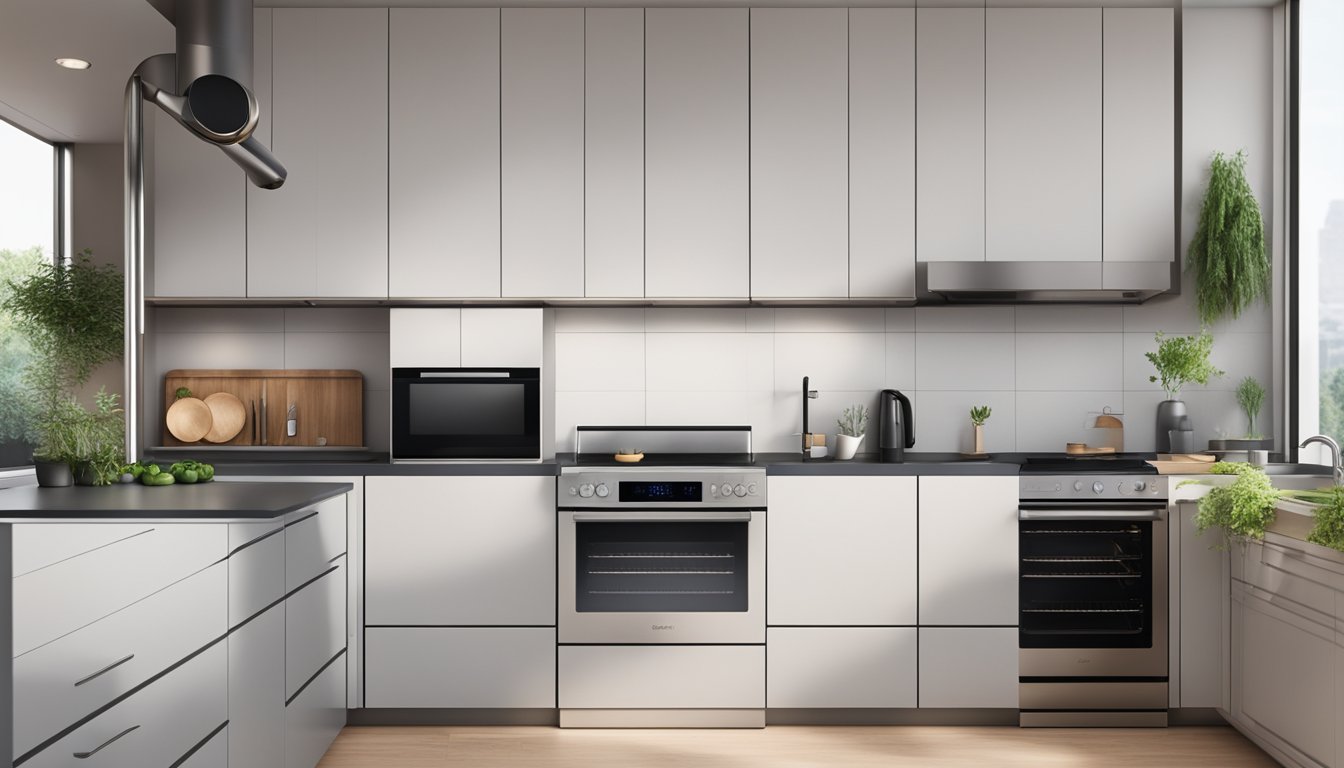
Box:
[1103,8,1176,263]
[750,9,848,299]
[389,9,500,298]
[645,9,750,299]
[247,8,389,298]
[986,8,1102,262]
[849,9,916,299]
[501,9,585,299]
[585,9,645,299]
[917,8,985,263]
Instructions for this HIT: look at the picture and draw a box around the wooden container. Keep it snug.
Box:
[162,370,364,447]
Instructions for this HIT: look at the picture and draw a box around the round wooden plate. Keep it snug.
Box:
[166,397,213,443]
[203,392,246,443]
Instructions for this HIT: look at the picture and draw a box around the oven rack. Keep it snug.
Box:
[587,590,735,596]
[587,570,735,575]
[1022,600,1145,614]
[1021,554,1142,563]
[588,553,735,559]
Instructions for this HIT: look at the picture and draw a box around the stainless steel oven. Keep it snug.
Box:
[1018,469,1169,727]
[557,467,765,644]
[391,367,540,460]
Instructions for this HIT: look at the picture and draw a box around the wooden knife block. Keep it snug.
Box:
[162,370,364,447]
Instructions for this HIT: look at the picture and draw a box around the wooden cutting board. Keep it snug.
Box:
[162,370,363,447]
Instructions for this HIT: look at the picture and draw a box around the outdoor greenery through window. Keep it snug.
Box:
[0,121,55,469]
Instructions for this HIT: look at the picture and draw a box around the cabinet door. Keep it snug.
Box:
[389,9,500,298]
[284,649,345,768]
[152,111,245,298]
[286,562,346,703]
[1177,502,1225,708]
[585,8,644,299]
[767,476,917,626]
[986,8,1101,262]
[365,627,556,708]
[247,8,388,298]
[501,8,585,299]
[461,308,543,368]
[389,308,461,368]
[917,8,984,263]
[645,9,749,299]
[849,9,916,299]
[229,606,284,768]
[919,476,1018,626]
[919,627,1018,708]
[1103,8,1175,264]
[767,627,916,709]
[750,9,848,299]
[365,476,556,625]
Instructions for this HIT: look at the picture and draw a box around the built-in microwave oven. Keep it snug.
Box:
[391,367,541,460]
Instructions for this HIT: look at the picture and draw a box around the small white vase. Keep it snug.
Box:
[836,433,863,460]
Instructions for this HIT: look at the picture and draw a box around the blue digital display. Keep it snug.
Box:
[619,481,702,503]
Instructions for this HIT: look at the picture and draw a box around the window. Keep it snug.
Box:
[0,121,56,469]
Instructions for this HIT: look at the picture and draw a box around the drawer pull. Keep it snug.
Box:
[74,725,139,759]
[73,654,135,687]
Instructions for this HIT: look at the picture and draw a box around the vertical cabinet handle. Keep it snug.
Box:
[73,654,135,687]
[74,725,139,759]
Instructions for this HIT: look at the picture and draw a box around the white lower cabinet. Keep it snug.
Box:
[918,476,1019,626]
[1174,502,1226,708]
[559,645,764,710]
[918,627,1018,709]
[286,562,347,702]
[365,627,556,709]
[286,651,347,768]
[766,627,916,709]
[230,606,286,768]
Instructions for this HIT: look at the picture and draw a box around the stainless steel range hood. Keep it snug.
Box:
[922,261,1174,304]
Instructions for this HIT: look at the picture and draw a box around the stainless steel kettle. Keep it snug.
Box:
[878,389,915,463]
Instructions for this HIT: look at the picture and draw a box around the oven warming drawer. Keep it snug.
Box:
[1020,681,1167,710]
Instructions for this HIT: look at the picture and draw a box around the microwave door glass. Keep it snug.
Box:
[409,382,526,436]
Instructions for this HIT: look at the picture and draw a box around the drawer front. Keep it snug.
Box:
[13,524,155,577]
[559,645,764,709]
[175,723,227,768]
[286,562,346,701]
[21,642,227,768]
[365,627,556,709]
[1241,541,1337,623]
[767,627,916,709]
[14,524,227,656]
[286,498,347,591]
[229,523,286,626]
[14,562,226,759]
[285,649,346,768]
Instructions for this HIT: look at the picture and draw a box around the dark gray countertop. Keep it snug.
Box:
[211,461,560,477]
[0,481,353,520]
[762,453,1020,476]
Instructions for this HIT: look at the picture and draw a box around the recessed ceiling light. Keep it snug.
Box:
[54,58,91,70]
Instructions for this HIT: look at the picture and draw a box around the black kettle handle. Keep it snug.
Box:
[895,390,914,448]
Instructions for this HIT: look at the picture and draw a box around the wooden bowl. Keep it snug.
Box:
[202,392,246,443]
[166,397,212,443]
[614,453,645,463]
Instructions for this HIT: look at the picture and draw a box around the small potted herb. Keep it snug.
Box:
[969,406,992,456]
[1237,377,1266,439]
[835,404,868,461]
[1146,330,1223,453]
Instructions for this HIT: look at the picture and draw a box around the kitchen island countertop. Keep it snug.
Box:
[0,481,353,521]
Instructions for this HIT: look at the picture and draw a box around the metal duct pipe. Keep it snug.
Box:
[174,0,253,92]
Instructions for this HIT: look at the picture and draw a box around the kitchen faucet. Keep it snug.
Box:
[1300,435,1344,485]
[801,376,819,457]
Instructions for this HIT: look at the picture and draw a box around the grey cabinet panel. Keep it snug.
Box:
[1176,503,1224,708]
[918,627,1018,708]
[1103,8,1176,263]
[365,627,556,708]
[986,8,1102,262]
[247,8,388,298]
[766,627,916,709]
[849,8,916,299]
[284,651,345,768]
[916,8,985,263]
[152,110,245,298]
[285,563,346,703]
[750,9,848,299]
[585,8,645,299]
[501,8,585,298]
[229,607,285,768]
[918,476,1019,625]
[645,9,749,299]
[389,9,501,298]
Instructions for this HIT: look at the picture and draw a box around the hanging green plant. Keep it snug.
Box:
[1186,151,1270,326]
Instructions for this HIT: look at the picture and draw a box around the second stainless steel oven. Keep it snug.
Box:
[557,467,766,644]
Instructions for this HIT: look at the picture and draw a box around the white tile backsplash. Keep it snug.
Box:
[1016,391,1126,452]
[774,307,885,333]
[645,308,748,333]
[774,332,887,392]
[554,333,645,391]
[285,332,390,390]
[283,307,389,333]
[1014,305,1122,333]
[554,391,646,451]
[915,333,1015,391]
[884,334,917,391]
[1016,333,1123,391]
[914,391,1016,453]
[915,306,1015,333]
[646,333,771,392]
[155,332,285,370]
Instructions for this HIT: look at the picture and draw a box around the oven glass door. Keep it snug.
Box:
[1019,518,1154,649]
[392,368,540,459]
[577,520,749,613]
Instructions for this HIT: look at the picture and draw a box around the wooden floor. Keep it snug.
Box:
[316,725,1276,768]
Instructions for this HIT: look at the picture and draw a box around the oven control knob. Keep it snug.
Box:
[1073,480,1085,492]
[595,484,609,498]
[747,483,758,495]
[1092,481,1105,495]
[568,486,578,497]
[733,484,747,497]
[1131,481,1147,493]
[579,483,595,498]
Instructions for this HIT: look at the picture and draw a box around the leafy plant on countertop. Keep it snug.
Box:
[37,390,125,485]
[1236,377,1266,438]
[837,405,869,437]
[1146,330,1224,400]
[1278,486,1344,553]
[1192,462,1280,546]
[970,406,992,426]
[1187,150,1271,326]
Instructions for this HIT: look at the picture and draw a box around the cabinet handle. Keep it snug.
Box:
[73,654,135,687]
[74,725,139,759]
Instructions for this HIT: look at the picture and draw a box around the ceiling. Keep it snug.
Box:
[0,0,1278,144]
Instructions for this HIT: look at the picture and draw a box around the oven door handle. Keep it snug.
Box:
[1019,509,1165,521]
[571,512,753,523]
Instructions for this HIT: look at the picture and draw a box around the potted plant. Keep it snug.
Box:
[1237,377,1266,439]
[1187,150,1271,326]
[1145,330,1223,453]
[835,404,868,461]
[969,406,992,455]
[1,250,125,486]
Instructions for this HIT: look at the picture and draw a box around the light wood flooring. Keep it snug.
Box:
[316,725,1276,767]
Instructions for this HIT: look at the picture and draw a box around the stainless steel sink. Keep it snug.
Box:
[1259,463,1333,476]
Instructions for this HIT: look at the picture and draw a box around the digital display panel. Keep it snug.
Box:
[618,481,703,503]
